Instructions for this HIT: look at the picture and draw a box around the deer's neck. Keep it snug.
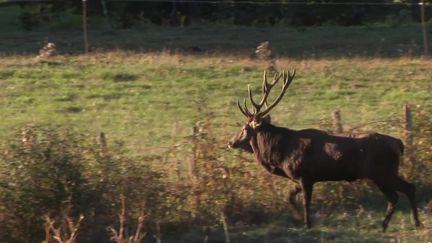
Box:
[249,135,261,162]
[249,125,292,166]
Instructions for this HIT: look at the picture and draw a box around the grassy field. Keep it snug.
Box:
[163,213,432,242]
[1,54,432,243]
[1,53,432,154]
[1,23,432,242]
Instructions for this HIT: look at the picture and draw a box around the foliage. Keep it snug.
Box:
[0,87,431,242]
[0,112,431,242]
[0,125,88,241]
[411,105,432,188]
[0,26,432,241]
[6,0,429,30]
[0,125,166,242]
[18,3,73,30]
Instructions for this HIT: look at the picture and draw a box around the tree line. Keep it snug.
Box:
[8,0,431,30]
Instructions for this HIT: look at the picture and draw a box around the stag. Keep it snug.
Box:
[228,70,422,232]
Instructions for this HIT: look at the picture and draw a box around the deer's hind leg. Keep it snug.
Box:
[392,177,422,228]
[374,181,399,232]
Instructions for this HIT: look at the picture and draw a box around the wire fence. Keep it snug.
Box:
[1,0,431,55]
[2,0,432,5]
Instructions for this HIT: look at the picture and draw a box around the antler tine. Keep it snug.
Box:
[243,98,253,116]
[248,71,284,115]
[263,71,282,108]
[237,99,250,117]
[237,97,255,117]
[258,69,296,117]
[270,71,283,85]
[262,70,268,93]
[236,69,295,118]
[248,85,259,113]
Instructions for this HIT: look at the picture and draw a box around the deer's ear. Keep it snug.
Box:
[262,115,271,124]
[250,115,270,128]
[250,119,261,128]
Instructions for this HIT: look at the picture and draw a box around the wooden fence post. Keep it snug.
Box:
[171,123,181,180]
[155,220,162,243]
[332,109,349,197]
[97,131,107,155]
[403,102,415,170]
[189,125,200,211]
[221,212,231,243]
[82,0,89,53]
[420,0,429,56]
[332,110,343,133]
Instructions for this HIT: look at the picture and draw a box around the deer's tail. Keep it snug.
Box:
[398,139,404,155]
[393,139,404,175]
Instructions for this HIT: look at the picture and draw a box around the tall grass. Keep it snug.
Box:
[1,29,432,241]
[0,103,431,242]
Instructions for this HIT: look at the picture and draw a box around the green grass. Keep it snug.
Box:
[1,25,432,242]
[160,208,431,242]
[1,54,431,154]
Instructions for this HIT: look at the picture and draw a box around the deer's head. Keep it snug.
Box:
[228,70,296,152]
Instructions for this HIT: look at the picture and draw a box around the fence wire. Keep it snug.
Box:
[2,0,432,5]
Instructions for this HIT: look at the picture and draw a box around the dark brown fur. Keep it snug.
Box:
[228,119,421,231]
[230,70,421,231]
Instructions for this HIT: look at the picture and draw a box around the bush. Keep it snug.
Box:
[411,106,432,189]
[0,124,166,243]
[0,125,88,241]
[1,107,431,242]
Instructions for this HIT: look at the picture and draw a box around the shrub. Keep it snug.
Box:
[0,125,166,243]
[0,125,88,242]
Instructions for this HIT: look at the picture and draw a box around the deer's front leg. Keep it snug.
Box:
[300,179,314,228]
[288,184,302,219]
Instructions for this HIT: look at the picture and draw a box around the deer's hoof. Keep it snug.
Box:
[415,221,424,229]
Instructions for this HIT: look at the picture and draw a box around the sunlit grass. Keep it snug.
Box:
[1,22,432,241]
[1,53,432,155]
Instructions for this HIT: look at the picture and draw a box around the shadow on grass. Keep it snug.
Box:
[162,218,390,243]
[160,186,431,243]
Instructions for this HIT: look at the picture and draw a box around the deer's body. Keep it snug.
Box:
[228,70,422,231]
[251,125,402,183]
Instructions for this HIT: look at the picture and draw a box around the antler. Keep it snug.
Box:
[238,69,296,117]
[237,98,252,117]
[258,70,296,116]
[248,71,283,114]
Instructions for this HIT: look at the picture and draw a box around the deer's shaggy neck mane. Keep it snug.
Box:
[249,123,293,167]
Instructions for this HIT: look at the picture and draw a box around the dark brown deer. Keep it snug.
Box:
[228,70,422,232]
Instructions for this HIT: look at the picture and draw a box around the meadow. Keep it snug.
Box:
[1,52,431,153]
[1,24,432,242]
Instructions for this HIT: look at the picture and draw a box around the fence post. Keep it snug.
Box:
[82,0,89,53]
[420,0,429,56]
[403,102,415,170]
[155,220,162,243]
[221,212,231,243]
[332,110,343,133]
[189,125,200,211]
[171,123,181,180]
[97,131,107,155]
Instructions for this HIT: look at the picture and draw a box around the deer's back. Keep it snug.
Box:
[291,129,403,181]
